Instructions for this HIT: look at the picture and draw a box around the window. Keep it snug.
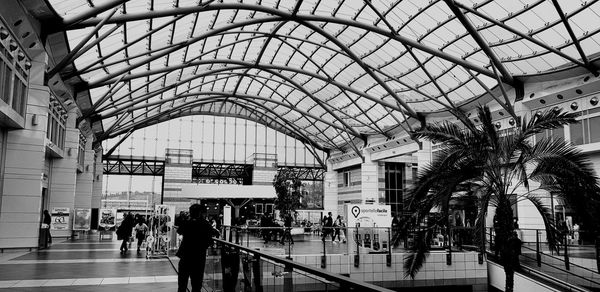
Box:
[384,163,405,215]
[0,38,29,117]
[46,96,67,149]
[569,109,600,145]
[343,171,351,187]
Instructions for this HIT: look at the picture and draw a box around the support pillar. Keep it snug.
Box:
[0,53,49,248]
[323,161,338,216]
[92,147,104,210]
[48,110,79,238]
[75,135,94,210]
[361,153,380,204]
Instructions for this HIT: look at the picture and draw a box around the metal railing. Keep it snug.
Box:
[486,228,600,291]
[190,237,395,292]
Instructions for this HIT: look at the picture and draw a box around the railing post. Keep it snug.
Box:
[284,263,293,291]
[536,229,541,267]
[386,227,392,267]
[321,233,327,268]
[595,237,600,273]
[252,253,263,292]
[447,228,452,266]
[564,233,570,270]
[354,226,360,268]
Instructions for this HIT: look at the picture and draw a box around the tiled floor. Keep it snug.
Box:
[0,233,355,291]
[0,237,180,291]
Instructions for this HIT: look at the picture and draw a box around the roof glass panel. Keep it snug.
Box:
[46,0,600,150]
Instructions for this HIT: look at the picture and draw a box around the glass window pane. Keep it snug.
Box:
[570,122,584,145]
[589,116,600,143]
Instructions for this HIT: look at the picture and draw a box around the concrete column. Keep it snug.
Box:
[74,136,94,210]
[48,110,79,237]
[323,161,338,217]
[0,53,49,248]
[91,147,103,209]
[361,153,379,204]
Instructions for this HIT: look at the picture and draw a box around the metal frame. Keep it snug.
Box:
[103,155,165,176]
[42,0,600,152]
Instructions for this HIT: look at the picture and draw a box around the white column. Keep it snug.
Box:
[361,153,379,204]
[323,161,338,217]
[48,110,79,238]
[91,147,103,210]
[74,137,94,210]
[0,53,49,248]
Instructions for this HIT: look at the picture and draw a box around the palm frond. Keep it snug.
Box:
[521,109,577,140]
[403,228,433,279]
[525,194,560,253]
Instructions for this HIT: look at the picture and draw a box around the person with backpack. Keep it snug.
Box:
[176,204,219,292]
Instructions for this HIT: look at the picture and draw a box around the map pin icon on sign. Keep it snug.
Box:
[351,206,360,218]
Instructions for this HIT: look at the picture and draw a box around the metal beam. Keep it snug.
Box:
[102,92,354,135]
[107,100,334,151]
[453,1,594,72]
[550,0,595,72]
[445,0,514,84]
[48,7,120,79]
[70,2,505,84]
[90,60,406,114]
[103,128,133,157]
[62,0,130,28]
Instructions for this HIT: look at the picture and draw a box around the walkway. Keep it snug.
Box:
[0,237,179,291]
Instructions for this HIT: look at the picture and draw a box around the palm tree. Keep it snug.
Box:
[403,105,600,292]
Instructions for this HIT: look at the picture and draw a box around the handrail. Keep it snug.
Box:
[213,238,394,292]
[488,260,591,292]
[521,244,600,276]
[519,264,592,292]
[519,252,600,286]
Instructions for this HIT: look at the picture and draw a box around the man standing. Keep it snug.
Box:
[176,204,218,292]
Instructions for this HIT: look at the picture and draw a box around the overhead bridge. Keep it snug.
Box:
[103,155,325,181]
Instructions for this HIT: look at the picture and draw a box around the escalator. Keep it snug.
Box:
[487,242,600,291]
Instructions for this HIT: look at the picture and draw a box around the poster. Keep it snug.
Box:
[346,204,392,228]
[73,208,91,231]
[345,204,392,253]
[51,207,70,230]
[99,208,117,230]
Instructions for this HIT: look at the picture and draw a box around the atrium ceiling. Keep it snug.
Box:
[37,0,600,151]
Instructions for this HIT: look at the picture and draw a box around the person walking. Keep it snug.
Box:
[176,204,219,292]
[134,218,149,252]
[332,215,342,243]
[321,212,333,242]
[42,210,52,246]
[279,213,294,245]
[117,213,134,254]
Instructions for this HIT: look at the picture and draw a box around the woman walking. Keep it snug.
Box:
[117,213,134,254]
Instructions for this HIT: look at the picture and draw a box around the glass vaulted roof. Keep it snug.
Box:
[47,0,600,151]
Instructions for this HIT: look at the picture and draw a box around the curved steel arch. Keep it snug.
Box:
[103,91,356,135]
[92,60,407,114]
[67,2,503,83]
[108,98,339,152]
